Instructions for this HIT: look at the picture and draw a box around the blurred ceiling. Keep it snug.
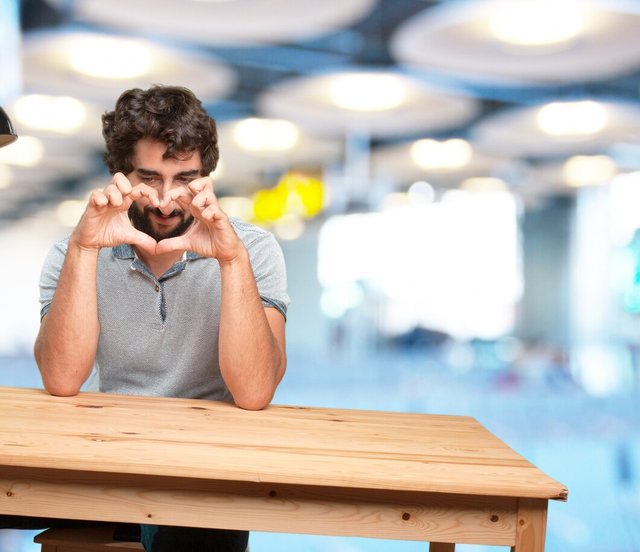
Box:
[2,0,640,227]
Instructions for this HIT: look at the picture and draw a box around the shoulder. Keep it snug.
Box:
[229,218,287,274]
[42,237,70,269]
[230,218,277,249]
[54,236,70,252]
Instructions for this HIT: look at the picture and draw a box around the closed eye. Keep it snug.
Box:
[175,177,195,186]
[139,175,162,186]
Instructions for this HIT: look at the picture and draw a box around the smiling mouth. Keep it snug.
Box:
[150,208,181,222]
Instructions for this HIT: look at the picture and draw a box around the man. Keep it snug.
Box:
[30,85,288,551]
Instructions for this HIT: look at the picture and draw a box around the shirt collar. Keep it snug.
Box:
[112,244,201,261]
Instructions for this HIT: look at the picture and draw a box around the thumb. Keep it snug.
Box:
[127,229,158,254]
[155,235,190,255]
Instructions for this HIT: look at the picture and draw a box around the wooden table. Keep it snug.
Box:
[0,386,567,551]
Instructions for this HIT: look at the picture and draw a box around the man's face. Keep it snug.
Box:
[126,138,203,241]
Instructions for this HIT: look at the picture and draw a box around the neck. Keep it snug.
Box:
[134,246,185,279]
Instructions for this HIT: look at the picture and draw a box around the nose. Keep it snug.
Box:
[157,179,178,214]
[157,179,173,200]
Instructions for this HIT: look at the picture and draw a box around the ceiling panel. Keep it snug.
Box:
[0,0,638,228]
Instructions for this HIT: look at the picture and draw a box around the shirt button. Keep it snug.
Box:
[155,285,160,292]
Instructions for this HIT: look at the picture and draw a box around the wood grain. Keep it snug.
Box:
[0,387,566,550]
[511,498,548,552]
[0,470,518,545]
[0,387,567,501]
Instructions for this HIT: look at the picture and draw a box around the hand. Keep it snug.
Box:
[71,173,158,255]
[154,177,244,263]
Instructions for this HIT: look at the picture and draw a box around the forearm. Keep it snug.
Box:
[218,249,286,410]
[34,240,101,396]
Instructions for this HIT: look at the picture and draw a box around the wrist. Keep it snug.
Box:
[68,233,102,256]
[218,246,249,270]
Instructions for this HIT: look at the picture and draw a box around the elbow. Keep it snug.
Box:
[234,394,272,411]
[36,357,84,397]
[233,385,276,411]
[44,383,80,397]
[230,358,286,411]
[229,353,286,411]
[34,339,91,397]
[43,379,82,397]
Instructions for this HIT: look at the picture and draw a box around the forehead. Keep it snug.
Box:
[132,138,202,172]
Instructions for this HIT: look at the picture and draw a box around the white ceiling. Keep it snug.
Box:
[390,0,640,85]
[1,0,640,226]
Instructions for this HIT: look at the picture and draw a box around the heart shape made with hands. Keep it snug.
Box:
[88,173,239,263]
[124,214,199,258]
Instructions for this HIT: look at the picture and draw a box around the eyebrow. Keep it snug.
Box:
[136,168,201,178]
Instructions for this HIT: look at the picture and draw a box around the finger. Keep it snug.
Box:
[160,187,193,214]
[188,176,213,195]
[129,184,160,207]
[191,188,217,211]
[112,172,132,194]
[103,184,125,207]
[161,186,193,207]
[173,195,194,214]
[200,203,223,221]
[89,190,109,208]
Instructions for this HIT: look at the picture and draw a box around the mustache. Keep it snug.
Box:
[144,206,183,218]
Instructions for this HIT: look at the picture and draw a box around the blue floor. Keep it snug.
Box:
[2,349,640,551]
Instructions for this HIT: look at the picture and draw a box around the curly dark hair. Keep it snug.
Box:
[102,85,219,175]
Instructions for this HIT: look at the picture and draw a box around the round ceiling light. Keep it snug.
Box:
[13,95,87,134]
[55,0,377,46]
[328,73,407,112]
[537,101,608,137]
[67,36,151,79]
[563,155,617,187]
[472,100,640,158]
[489,0,585,47]
[22,30,237,107]
[0,136,44,167]
[257,69,479,138]
[410,139,473,170]
[232,118,299,152]
[390,0,640,85]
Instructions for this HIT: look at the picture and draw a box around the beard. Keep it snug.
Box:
[128,203,194,242]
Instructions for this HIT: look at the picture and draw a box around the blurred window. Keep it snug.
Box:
[318,190,522,339]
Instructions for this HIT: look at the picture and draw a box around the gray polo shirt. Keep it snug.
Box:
[39,218,290,402]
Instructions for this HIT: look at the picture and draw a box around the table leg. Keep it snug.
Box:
[511,498,548,552]
[429,543,455,552]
